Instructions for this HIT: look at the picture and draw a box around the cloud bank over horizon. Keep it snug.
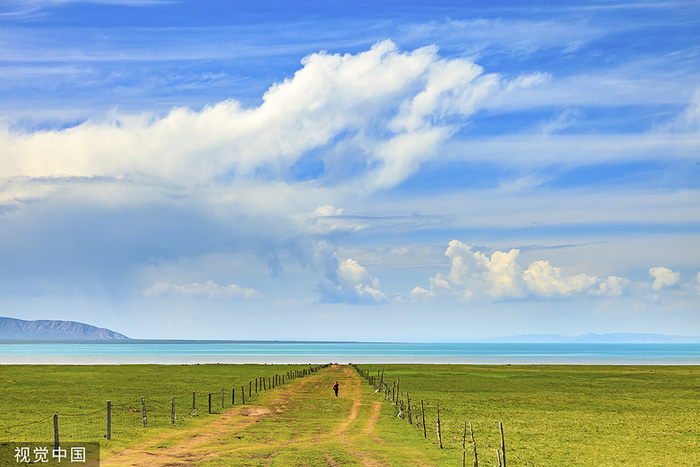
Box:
[409,240,693,303]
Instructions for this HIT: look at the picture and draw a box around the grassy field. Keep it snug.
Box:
[2,364,453,466]
[0,364,313,447]
[1,364,698,465]
[358,364,700,466]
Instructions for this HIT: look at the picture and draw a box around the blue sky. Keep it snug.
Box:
[1,0,698,340]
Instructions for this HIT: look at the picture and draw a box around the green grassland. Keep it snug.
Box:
[359,364,700,466]
[0,364,310,450]
[1,364,698,466]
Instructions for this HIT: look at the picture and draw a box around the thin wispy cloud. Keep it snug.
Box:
[144,280,261,299]
[0,0,170,19]
[399,18,604,57]
[9,0,173,7]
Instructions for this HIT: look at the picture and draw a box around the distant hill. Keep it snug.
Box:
[0,317,129,341]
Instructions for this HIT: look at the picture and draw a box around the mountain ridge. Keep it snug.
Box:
[0,317,129,341]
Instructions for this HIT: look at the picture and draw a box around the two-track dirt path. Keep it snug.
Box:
[102,365,417,467]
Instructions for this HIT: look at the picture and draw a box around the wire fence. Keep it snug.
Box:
[352,364,509,467]
[1,365,328,445]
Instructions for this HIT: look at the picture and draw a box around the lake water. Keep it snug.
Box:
[1,341,699,365]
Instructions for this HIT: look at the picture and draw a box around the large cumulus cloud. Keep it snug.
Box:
[411,240,647,301]
[0,40,521,194]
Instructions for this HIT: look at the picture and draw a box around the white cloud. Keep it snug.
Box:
[400,19,603,57]
[593,276,630,298]
[338,259,386,301]
[144,280,261,299]
[411,241,524,300]
[389,57,494,132]
[415,240,633,301]
[504,72,551,92]
[441,240,525,299]
[367,126,453,190]
[523,260,598,296]
[312,205,344,217]
[670,87,700,132]
[302,205,365,238]
[409,286,431,299]
[649,267,680,290]
[317,257,387,305]
[539,108,584,135]
[0,40,506,193]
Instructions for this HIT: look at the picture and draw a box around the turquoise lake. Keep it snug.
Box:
[1,342,698,364]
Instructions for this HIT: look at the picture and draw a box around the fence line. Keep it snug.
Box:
[1,364,329,444]
[351,364,508,465]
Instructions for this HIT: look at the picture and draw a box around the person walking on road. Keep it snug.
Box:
[332,380,339,397]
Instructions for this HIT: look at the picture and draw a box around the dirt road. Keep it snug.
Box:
[103,365,393,466]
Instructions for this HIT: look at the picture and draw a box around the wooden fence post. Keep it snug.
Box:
[407,393,412,424]
[232,387,235,405]
[53,414,59,450]
[208,393,212,414]
[171,397,175,425]
[241,386,245,404]
[436,403,443,449]
[499,422,506,467]
[221,388,224,409]
[106,401,111,440]
[462,421,467,467]
[421,400,426,438]
[249,381,252,398]
[141,396,147,428]
[192,392,196,417]
[470,420,478,467]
